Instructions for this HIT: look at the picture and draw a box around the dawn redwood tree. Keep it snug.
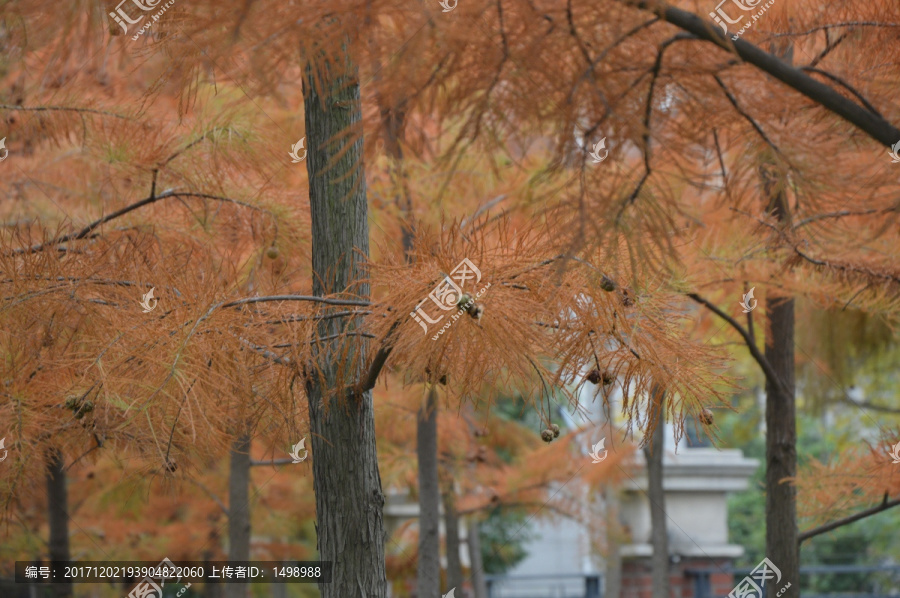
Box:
[5,3,900,597]
[303,36,388,597]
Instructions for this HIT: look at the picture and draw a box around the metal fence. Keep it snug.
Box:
[485,565,900,598]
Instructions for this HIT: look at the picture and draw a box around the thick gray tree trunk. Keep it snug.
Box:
[466,517,488,598]
[763,162,798,597]
[46,449,72,598]
[226,433,251,598]
[643,389,668,598]
[303,40,387,598]
[418,386,441,597]
[443,487,465,598]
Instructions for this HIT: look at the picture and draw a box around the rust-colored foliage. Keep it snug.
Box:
[0,0,899,570]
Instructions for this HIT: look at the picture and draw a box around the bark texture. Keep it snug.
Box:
[466,517,489,598]
[303,40,387,598]
[417,386,441,597]
[46,449,72,598]
[761,109,798,595]
[643,390,668,598]
[765,295,798,597]
[225,433,251,598]
[443,488,465,598]
[602,484,623,598]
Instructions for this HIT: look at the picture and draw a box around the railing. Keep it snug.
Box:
[486,565,900,598]
[686,564,900,598]
[484,573,601,598]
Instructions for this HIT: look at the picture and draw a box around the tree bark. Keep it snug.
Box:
[762,182,800,598]
[225,433,251,598]
[764,294,797,596]
[418,386,441,597]
[444,487,465,598]
[466,517,488,598]
[760,91,799,593]
[643,388,668,598]
[602,484,623,598]
[303,39,387,598]
[46,449,72,598]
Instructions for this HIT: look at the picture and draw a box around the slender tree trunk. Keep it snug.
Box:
[643,389,668,598]
[203,546,223,598]
[443,487,465,598]
[762,162,798,596]
[466,517,488,598]
[602,484,622,598]
[764,295,797,596]
[303,39,387,598]
[418,386,441,597]
[46,449,72,598]
[226,433,251,598]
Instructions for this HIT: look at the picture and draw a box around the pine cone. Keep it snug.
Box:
[550,423,560,438]
[467,303,484,320]
[699,408,714,425]
[541,429,554,443]
[586,369,603,384]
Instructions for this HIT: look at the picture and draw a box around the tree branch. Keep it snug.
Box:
[188,478,230,517]
[0,104,131,120]
[11,191,275,255]
[223,295,371,309]
[358,319,402,393]
[250,458,298,466]
[686,292,787,396]
[799,494,900,544]
[617,0,900,147]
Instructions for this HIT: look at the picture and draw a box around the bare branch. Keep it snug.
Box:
[250,458,298,466]
[616,0,900,147]
[0,104,131,120]
[799,494,900,544]
[10,191,275,256]
[686,292,788,397]
[187,478,230,517]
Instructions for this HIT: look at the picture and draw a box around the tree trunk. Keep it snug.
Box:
[643,389,668,598]
[466,517,488,598]
[764,294,798,597]
[762,193,798,595]
[303,39,387,598]
[418,386,441,597]
[602,484,622,598]
[760,84,798,593]
[46,449,72,598]
[443,487,465,598]
[226,433,251,598]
